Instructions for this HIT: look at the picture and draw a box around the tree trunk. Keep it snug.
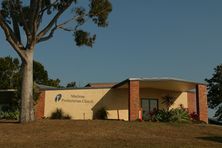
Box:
[20,50,34,123]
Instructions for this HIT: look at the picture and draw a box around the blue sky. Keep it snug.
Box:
[1,0,222,86]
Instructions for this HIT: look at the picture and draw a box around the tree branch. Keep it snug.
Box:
[16,0,31,40]
[39,0,59,14]
[37,0,59,29]
[37,25,57,43]
[0,14,26,60]
[33,0,42,36]
[37,2,72,40]
[37,16,77,43]
[26,0,43,49]
[37,1,111,44]
[9,1,21,43]
[29,0,38,30]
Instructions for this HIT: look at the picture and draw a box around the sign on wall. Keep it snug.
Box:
[54,94,94,103]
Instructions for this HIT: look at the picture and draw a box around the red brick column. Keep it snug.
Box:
[196,85,208,123]
[35,91,45,120]
[187,92,196,114]
[128,80,140,121]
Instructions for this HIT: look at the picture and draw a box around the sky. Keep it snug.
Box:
[0,0,222,86]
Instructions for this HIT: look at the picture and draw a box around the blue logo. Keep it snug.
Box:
[55,94,62,102]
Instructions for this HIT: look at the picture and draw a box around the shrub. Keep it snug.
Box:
[63,114,72,119]
[94,107,108,120]
[1,105,11,112]
[162,95,175,111]
[50,108,71,119]
[154,109,172,122]
[0,109,19,120]
[154,107,190,123]
[170,108,190,123]
[149,108,158,121]
[190,112,199,121]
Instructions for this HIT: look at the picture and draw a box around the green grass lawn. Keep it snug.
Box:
[0,120,222,148]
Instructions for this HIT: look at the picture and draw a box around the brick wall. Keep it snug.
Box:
[128,80,140,121]
[196,85,208,123]
[187,92,196,113]
[35,91,45,120]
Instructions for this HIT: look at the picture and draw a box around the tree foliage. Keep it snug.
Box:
[205,64,222,108]
[205,64,222,121]
[0,0,112,50]
[66,81,77,88]
[215,106,222,120]
[33,61,61,87]
[0,56,61,88]
[0,56,20,89]
[33,61,48,85]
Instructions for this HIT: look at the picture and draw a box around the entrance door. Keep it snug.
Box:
[141,99,158,120]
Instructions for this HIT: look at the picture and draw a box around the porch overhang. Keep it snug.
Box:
[113,77,205,92]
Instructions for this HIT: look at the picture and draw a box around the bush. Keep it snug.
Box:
[50,108,71,119]
[94,107,108,120]
[154,108,190,123]
[0,109,19,120]
[1,106,11,112]
[162,95,175,111]
[190,112,199,121]
[154,109,172,122]
[170,108,190,123]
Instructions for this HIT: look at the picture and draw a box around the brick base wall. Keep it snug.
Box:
[35,91,45,120]
[128,80,140,121]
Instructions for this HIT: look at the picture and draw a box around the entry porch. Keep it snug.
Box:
[113,78,208,123]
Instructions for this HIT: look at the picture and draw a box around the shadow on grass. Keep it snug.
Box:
[208,119,222,126]
[196,136,222,143]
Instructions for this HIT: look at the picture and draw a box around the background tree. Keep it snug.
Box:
[33,61,48,86]
[205,64,222,108]
[205,64,222,120]
[0,56,20,89]
[0,57,20,113]
[46,78,61,88]
[33,61,61,87]
[0,56,61,115]
[0,0,112,122]
[215,106,222,120]
[66,81,77,88]
[0,56,61,89]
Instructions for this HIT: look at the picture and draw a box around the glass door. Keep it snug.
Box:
[141,99,158,120]
[141,99,150,120]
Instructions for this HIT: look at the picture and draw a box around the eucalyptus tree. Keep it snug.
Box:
[0,0,112,123]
